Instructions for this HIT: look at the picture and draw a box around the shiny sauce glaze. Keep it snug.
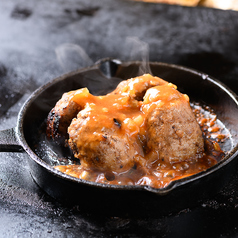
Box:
[53,75,227,188]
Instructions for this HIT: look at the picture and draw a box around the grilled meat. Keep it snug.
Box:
[47,74,204,174]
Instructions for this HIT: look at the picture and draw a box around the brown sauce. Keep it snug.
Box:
[53,75,227,188]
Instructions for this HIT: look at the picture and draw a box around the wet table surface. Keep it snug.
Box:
[1,0,238,237]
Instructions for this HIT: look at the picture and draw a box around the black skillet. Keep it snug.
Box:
[1,58,238,215]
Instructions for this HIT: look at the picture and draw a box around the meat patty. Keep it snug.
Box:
[68,108,143,172]
[46,90,81,145]
[144,85,204,164]
[113,73,168,101]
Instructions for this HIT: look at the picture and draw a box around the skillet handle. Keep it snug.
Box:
[0,127,23,152]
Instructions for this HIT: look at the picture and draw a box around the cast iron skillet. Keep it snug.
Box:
[1,58,238,215]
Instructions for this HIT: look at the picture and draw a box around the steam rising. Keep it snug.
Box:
[55,43,93,73]
[125,36,152,75]
[55,37,152,75]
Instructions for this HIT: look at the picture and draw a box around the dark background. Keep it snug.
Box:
[1,0,238,237]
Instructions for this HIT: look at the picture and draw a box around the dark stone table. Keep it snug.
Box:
[1,0,238,237]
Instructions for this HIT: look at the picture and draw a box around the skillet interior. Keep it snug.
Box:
[19,59,238,213]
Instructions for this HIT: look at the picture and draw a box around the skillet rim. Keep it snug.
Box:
[15,59,238,195]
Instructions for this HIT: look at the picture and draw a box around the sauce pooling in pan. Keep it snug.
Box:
[46,74,227,188]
